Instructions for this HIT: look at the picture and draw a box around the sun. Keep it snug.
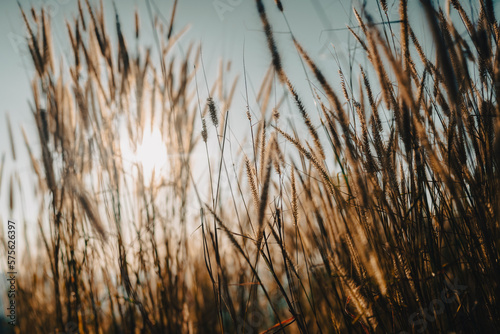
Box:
[121,125,168,186]
[137,127,168,182]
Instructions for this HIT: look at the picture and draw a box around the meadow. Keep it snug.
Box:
[2,0,500,333]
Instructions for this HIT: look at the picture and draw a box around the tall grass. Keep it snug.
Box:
[3,0,500,333]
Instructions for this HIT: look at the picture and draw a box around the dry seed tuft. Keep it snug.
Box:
[201,117,208,142]
[207,97,218,127]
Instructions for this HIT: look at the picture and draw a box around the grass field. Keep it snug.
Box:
[2,0,500,333]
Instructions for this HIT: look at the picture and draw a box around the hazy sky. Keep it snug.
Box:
[0,0,356,133]
[3,0,496,227]
[0,0,360,223]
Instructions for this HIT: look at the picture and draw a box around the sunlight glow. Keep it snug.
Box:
[137,127,168,182]
[121,125,168,186]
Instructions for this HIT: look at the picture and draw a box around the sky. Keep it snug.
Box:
[0,0,360,226]
[3,0,497,242]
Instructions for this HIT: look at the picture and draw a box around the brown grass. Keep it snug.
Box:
[2,0,500,333]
